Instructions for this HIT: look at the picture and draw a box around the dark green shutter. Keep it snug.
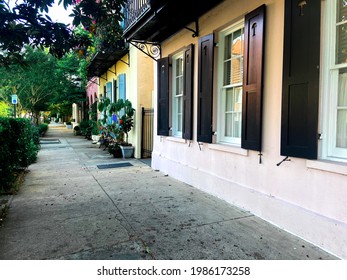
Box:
[281,0,320,159]
[157,57,170,136]
[241,5,266,151]
[183,44,194,140]
[197,34,214,143]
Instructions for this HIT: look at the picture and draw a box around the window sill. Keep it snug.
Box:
[207,143,248,156]
[166,137,187,144]
[306,159,347,176]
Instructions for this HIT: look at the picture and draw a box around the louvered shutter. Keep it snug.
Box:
[281,0,320,159]
[157,57,170,136]
[241,5,266,151]
[197,34,214,143]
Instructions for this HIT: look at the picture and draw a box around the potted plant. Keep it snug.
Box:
[91,121,100,144]
[66,121,72,129]
[107,140,122,158]
[73,125,81,136]
[118,99,135,158]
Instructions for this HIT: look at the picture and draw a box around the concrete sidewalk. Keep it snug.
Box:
[0,126,337,260]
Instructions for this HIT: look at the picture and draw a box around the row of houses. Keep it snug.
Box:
[75,0,347,259]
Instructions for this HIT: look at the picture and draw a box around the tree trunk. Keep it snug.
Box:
[32,111,40,125]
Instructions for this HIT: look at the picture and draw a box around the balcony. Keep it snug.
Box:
[87,40,128,79]
[123,0,224,43]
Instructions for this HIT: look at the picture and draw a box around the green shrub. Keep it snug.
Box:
[79,119,92,135]
[0,117,40,192]
[38,123,48,136]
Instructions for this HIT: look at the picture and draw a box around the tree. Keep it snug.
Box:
[0,0,75,65]
[0,46,85,123]
[0,0,125,65]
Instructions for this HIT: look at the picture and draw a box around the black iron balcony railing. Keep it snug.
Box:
[123,0,151,33]
[122,0,223,43]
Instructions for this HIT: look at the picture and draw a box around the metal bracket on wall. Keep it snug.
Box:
[129,40,161,62]
[184,19,199,38]
[276,156,291,166]
[107,69,116,75]
[198,142,203,151]
[258,152,263,164]
[120,58,130,67]
[99,75,107,81]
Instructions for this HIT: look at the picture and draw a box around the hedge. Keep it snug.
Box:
[0,117,40,192]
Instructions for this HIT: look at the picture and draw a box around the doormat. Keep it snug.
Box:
[40,139,61,144]
[97,162,133,169]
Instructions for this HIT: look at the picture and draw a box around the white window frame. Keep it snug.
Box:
[217,20,244,145]
[321,0,347,162]
[171,52,184,137]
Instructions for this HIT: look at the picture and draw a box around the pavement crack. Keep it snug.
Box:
[177,214,255,231]
[82,165,138,238]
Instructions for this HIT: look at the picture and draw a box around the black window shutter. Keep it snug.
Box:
[241,4,266,151]
[281,0,320,159]
[197,34,214,143]
[157,57,170,136]
[113,79,117,101]
[183,44,194,140]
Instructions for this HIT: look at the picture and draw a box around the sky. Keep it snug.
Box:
[46,1,74,25]
[8,0,74,26]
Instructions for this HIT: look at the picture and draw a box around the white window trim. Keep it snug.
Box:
[321,0,347,163]
[171,52,184,137]
[217,19,244,146]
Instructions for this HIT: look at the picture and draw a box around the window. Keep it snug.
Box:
[322,0,347,161]
[157,45,194,139]
[172,52,184,137]
[218,21,244,145]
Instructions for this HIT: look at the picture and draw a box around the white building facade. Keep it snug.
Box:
[124,0,347,259]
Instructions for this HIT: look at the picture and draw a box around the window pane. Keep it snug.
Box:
[234,87,242,112]
[224,87,242,138]
[176,76,183,96]
[225,88,233,112]
[225,113,232,136]
[177,96,182,114]
[225,112,242,138]
[338,71,347,106]
[177,114,182,132]
[336,23,347,64]
[232,112,242,138]
[232,29,242,56]
[337,0,347,23]
[337,109,347,148]
[176,57,183,75]
[224,60,231,85]
[337,70,347,148]
[224,34,232,60]
[231,57,243,84]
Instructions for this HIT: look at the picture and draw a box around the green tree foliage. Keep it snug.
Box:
[0,101,9,117]
[0,0,125,65]
[0,0,75,65]
[0,46,85,124]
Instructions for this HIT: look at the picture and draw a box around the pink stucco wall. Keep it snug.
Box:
[86,77,98,106]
